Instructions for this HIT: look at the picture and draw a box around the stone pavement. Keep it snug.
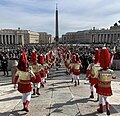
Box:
[0,67,120,116]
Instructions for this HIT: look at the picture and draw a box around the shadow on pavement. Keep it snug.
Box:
[3,89,16,94]
[48,73,66,78]
[0,112,10,116]
[10,109,27,116]
[47,97,89,110]
[110,104,120,114]
[47,98,119,116]
[50,81,71,85]
[47,84,73,91]
[0,82,12,86]
[0,95,21,102]
[82,111,98,116]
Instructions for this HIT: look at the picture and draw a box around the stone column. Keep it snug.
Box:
[16,35,18,44]
[11,35,13,44]
[8,35,10,45]
[6,35,8,45]
[12,35,15,44]
[99,34,102,43]
[4,35,6,45]
[1,35,3,44]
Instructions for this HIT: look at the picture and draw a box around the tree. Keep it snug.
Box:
[118,20,120,24]
[114,22,118,26]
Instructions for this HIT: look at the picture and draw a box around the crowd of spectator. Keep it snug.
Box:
[0,44,119,76]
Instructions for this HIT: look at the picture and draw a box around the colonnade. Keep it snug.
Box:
[0,34,20,45]
[92,33,120,44]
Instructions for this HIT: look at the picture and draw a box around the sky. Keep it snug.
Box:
[0,0,120,37]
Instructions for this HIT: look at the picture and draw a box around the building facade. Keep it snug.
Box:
[62,31,91,44]
[91,26,120,45]
[38,32,53,44]
[0,29,39,48]
[62,25,120,45]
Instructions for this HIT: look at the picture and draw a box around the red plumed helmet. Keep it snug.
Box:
[71,55,76,63]
[17,50,28,71]
[99,47,111,70]
[30,51,37,64]
[40,54,45,65]
[94,48,100,64]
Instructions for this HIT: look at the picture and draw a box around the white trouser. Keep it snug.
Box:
[22,92,31,102]
[99,94,109,104]
[45,74,47,79]
[33,82,41,89]
[74,75,80,81]
[90,85,94,92]
[41,77,45,83]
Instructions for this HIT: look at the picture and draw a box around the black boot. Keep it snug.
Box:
[36,88,40,95]
[75,81,77,86]
[78,80,80,85]
[32,89,36,95]
[41,83,44,88]
[21,102,26,111]
[106,102,110,115]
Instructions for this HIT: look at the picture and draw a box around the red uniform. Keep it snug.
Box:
[86,63,101,86]
[29,50,41,95]
[72,62,82,75]
[14,70,35,93]
[14,50,35,112]
[31,64,41,83]
[97,47,116,115]
[97,69,116,96]
[86,48,101,98]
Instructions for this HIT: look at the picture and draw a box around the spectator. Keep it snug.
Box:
[1,54,9,76]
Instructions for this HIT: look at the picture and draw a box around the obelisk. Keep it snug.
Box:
[55,3,59,45]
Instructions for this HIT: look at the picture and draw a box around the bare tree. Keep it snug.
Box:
[114,22,118,26]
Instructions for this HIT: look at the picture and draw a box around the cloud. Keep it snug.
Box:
[0,0,120,37]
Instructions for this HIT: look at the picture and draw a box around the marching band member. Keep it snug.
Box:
[86,48,101,99]
[97,47,116,115]
[69,54,76,82]
[64,53,71,75]
[14,51,36,112]
[39,54,47,87]
[29,50,41,95]
[72,53,82,86]
[55,49,62,70]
